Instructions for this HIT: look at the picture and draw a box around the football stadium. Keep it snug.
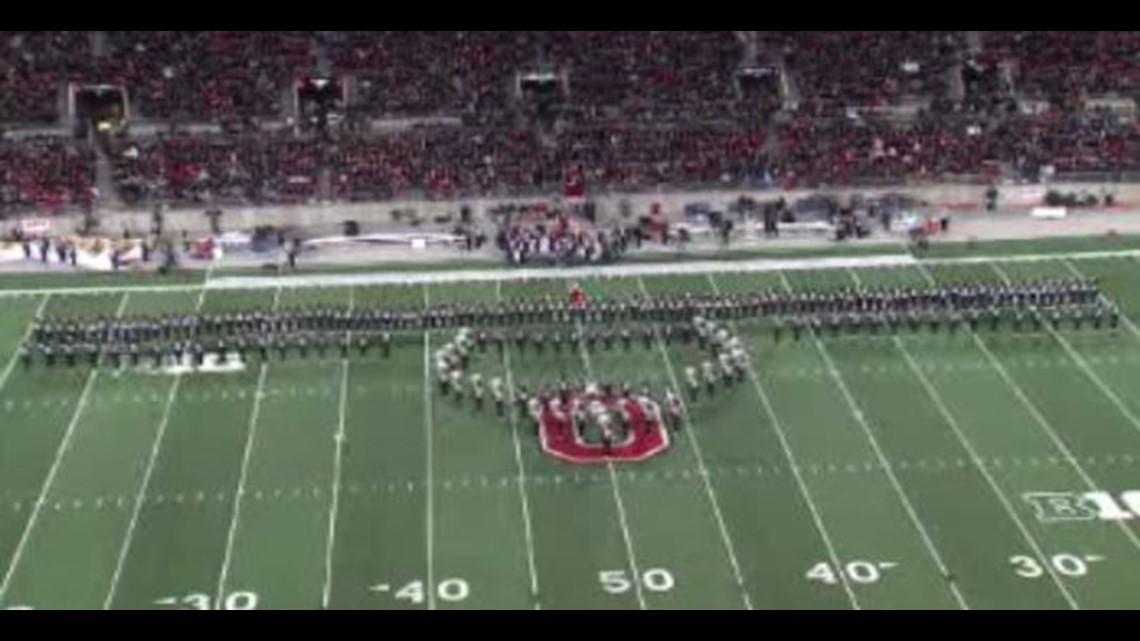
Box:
[2,31,1140,610]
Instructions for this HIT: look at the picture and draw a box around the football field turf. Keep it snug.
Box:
[3,253,1140,610]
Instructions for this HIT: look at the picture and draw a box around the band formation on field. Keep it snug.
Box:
[17,274,1121,465]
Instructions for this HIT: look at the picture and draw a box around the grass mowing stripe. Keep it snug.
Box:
[214,286,283,607]
[845,265,1080,607]
[575,319,647,611]
[104,288,211,609]
[2,294,199,609]
[0,292,130,603]
[635,276,753,611]
[912,262,1140,554]
[848,266,1076,606]
[880,261,1140,608]
[496,280,541,610]
[425,282,536,609]
[580,277,746,610]
[973,326,1140,552]
[325,285,427,610]
[105,290,285,609]
[220,286,347,609]
[0,296,49,394]
[422,284,435,611]
[779,271,970,610]
[894,332,1140,609]
[1061,259,1140,341]
[705,273,861,610]
[495,279,638,610]
[889,335,1080,609]
[849,265,1085,608]
[321,286,355,610]
[989,262,1140,439]
[17,255,1140,609]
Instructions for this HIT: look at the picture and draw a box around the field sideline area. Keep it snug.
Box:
[4,247,1140,609]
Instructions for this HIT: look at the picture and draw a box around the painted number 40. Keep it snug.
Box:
[371,579,471,605]
[807,561,898,586]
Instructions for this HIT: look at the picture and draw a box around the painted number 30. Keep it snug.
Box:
[1011,554,1099,579]
[155,592,259,611]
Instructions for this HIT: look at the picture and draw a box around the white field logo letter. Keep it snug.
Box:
[1024,491,1140,523]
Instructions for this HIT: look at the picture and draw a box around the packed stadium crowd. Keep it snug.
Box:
[0,138,96,210]
[982,31,1140,102]
[2,31,1139,215]
[778,30,967,107]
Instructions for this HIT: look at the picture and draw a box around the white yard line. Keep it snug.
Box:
[0,291,130,603]
[104,287,211,610]
[913,262,1140,553]
[892,337,1081,610]
[422,283,436,611]
[989,262,1140,439]
[779,271,970,610]
[635,276,753,611]
[215,286,284,608]
[574,319,648,611]
[496,280,542,610]
[0,295,50,395]
[321,285,355,610]
[1062,258,1140,342]
[844,267,1078,607]
[705,273,860,610]
[8,247,1140,299]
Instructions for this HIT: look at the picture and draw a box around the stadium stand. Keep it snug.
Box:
[0,31,1138,216]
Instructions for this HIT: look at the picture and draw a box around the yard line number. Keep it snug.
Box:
[155,591,258,611]
[1011,554,1104,579]
[807,561,899,586]
[370,579,470,605]
[600,568,675,595]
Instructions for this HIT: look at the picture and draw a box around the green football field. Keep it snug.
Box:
[3,251,1140,610]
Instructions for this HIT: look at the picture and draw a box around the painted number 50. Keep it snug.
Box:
[599,569,675,594]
